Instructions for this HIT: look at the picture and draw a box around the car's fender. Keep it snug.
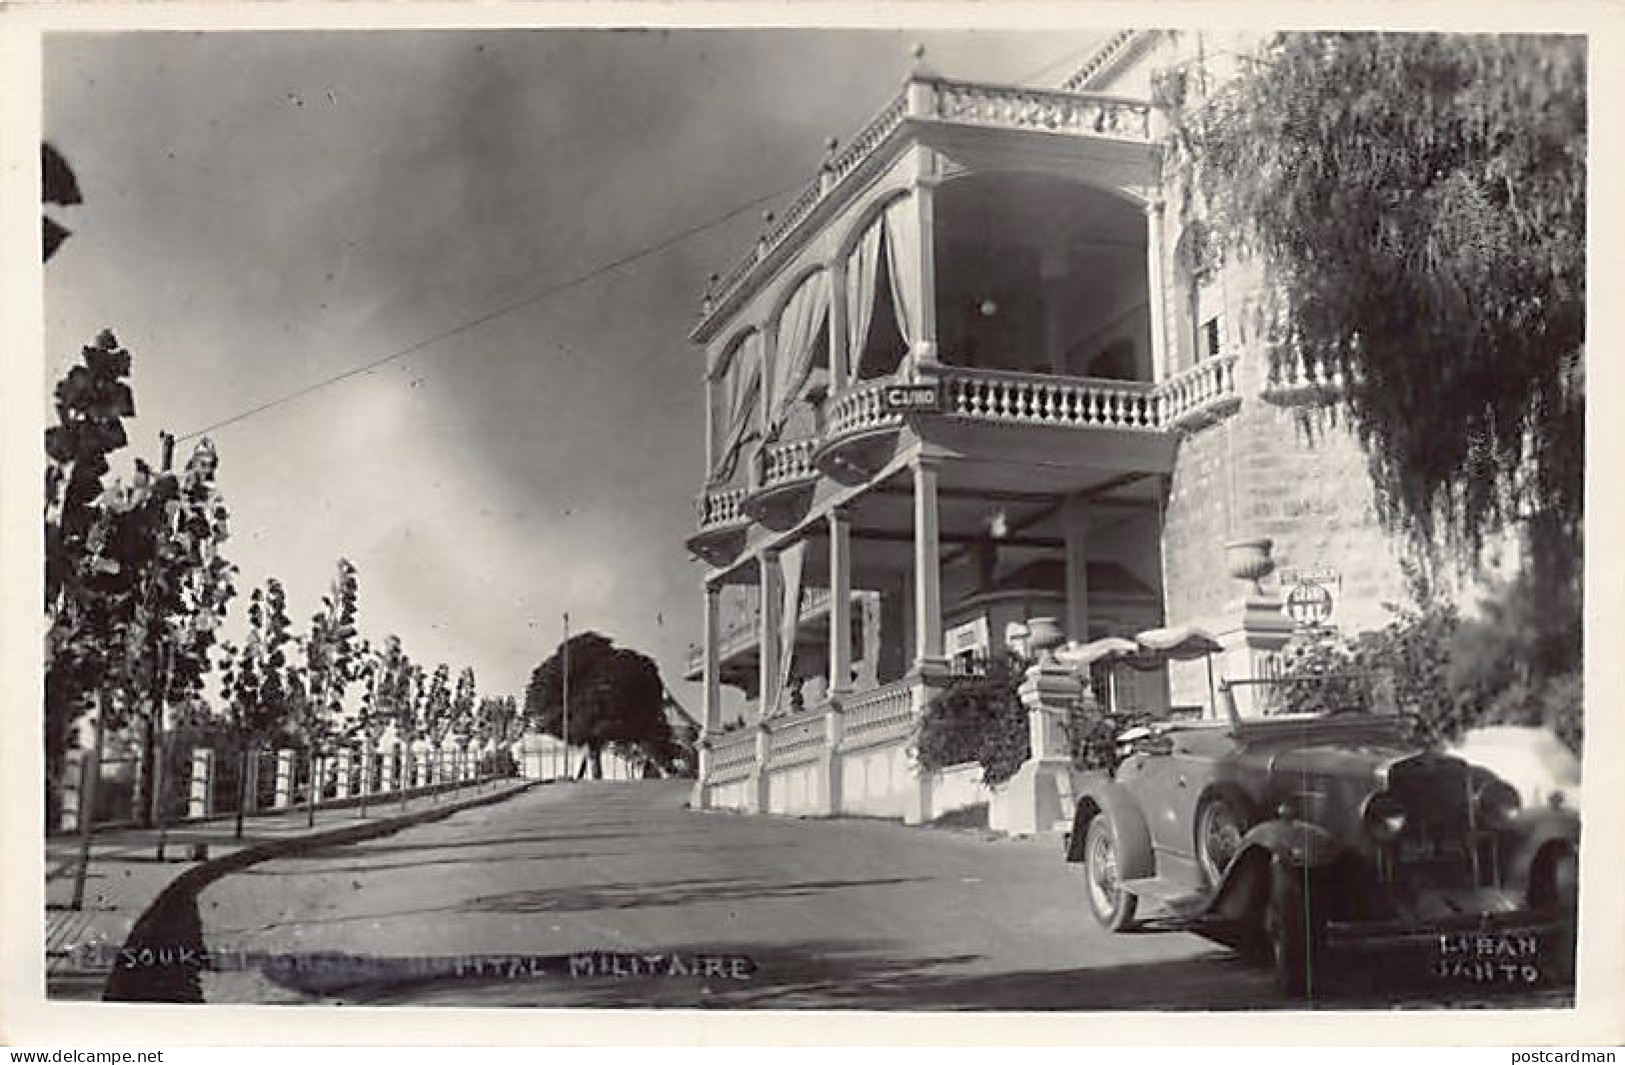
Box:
[1202,820,1343,924]
[1237,819,1344,869]
[1065,775,1154,882]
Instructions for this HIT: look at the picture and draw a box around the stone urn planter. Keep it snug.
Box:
[1225,537,1276,594]
[1026,616,1066,657]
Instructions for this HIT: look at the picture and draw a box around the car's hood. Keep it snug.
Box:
[1243,719,1430,792]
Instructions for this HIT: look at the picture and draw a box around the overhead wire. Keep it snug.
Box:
[175,180,802,442]
[175,34,1116,444]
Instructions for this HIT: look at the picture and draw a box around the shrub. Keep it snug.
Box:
[915,652,1030,786]
[1272,576,1582,755]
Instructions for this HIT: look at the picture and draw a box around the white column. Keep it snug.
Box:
[385,744,401,792]
[1146,197,1170,384]
[703,373,717,474]
[758,550,781,722]
[1062,496,1090,645]
[758,327,777,446]
[702,583,722,733]
[828,257,850,396]
[828,507,853,696]
[912,459,944,666]
[909,150,940,372]
[695,581,722,811]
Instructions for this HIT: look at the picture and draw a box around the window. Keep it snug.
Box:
[1195,277,1225,363]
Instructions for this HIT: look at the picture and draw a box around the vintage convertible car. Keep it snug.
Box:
[1063,649,1580,999]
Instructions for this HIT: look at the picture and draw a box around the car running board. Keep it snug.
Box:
[1121,876,1210,913]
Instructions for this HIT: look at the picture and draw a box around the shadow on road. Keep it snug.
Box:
[205,873,934,937]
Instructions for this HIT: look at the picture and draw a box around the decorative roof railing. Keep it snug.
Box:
[697,76,1155,337]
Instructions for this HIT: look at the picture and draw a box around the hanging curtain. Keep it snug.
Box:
[773,541,807,716]
[712,334,762,483]
[769,271,832,431]
[883,196,922,351]
[845,219,884,381]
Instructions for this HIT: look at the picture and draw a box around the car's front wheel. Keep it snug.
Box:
[1263,857,1320,999]
[1083,815,1138,932]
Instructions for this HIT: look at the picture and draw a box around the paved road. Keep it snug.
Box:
[189,781,1569,1009]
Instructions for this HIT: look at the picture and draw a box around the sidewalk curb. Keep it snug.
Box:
[100,779,537,1002]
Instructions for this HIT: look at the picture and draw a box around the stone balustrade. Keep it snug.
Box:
[930,80,1153,140]
[700,77,1153,330]
[1158,353,1242,430]
[708,729,759,778]
[840,679,915,740]
[825,378,906,440]
[1261,348,1350,405]
[758,438,817,487]
[939,366,1160,431]
[767,706,828,761]
[697,486,749,529]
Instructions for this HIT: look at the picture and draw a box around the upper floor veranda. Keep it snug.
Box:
[687,69,1255,572]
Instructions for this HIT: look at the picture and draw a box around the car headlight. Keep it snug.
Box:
[1362,791,1408,842]
[1474,779,1522,828]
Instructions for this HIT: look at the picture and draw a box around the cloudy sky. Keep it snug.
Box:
[42,26,1110,714]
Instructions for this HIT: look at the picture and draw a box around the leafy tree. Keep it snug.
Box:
[524,632,672,779]
[1166,32,1584,682]
[218,577,298,836]
[915,652,1030,787]
[452,666,477,754]
[422,663,452,778]
[1169,33,1583,565]
[44,332,136,823]
[298,559,361,821]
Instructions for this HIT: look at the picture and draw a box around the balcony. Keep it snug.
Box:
[938,365,1160,431]
[695,358,1246,558]
[1260,349,1349,407]
[812,379,908,484]
[685,587,834,681]
[697,77,1154,337]
[742,437,820,529]
[1159,354,1241,431]
[685,485,751,567]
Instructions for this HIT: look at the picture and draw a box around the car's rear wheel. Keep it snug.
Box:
[1083,815,1138,931]
[1528,844,1579,918]
[1195,793,1251,886]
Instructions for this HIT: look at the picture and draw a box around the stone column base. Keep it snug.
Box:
[901,769,934,825]
[992,757,1073,837]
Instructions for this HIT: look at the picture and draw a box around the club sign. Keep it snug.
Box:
[881,382,942,413]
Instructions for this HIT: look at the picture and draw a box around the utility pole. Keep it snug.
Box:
[562,612,571,781]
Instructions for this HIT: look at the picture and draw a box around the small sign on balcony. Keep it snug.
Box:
[881,382,942,413]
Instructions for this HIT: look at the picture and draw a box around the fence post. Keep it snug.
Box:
[335,749,353,800]
[243,749,260,814]
[188,748,214,819]
[59,749,88,832]
[274,748,296,808]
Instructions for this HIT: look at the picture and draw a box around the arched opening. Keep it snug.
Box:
[933,171,1152,382]
[711,329,763,490]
